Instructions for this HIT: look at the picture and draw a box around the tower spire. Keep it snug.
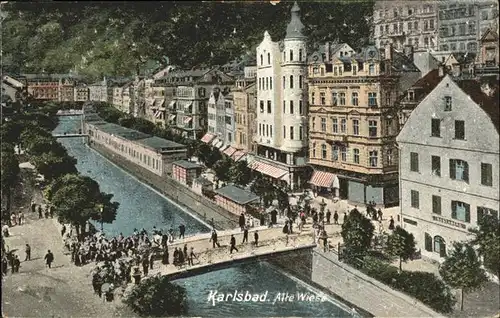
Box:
[285,1,305,39]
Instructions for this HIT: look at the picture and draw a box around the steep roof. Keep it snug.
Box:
[458,80,499,133]
[215,184,259,205]
[285,2,305,39]
[411,69,444,95]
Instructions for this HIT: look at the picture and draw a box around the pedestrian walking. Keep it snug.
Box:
[254,230,259,247]
[388,216,395,230]
[242,226,248,243]
[178,224,185,239]
[44,250,54,268]
[333,211,339,225]
[188,247,198,266]
[377,208,383,221]
[162,246,169,265]
[229,235,238,254]
[149,252,154,270]
[142,257,149,276]
[1,257,8,276]
[210,229,221,248]
[49,206,54,218]
[13,255,20,273]
[61,224,66,237]
[31,201,36,213]
[326,209,331,224]
[25,244,31,261]
[37,205,43,219]
[183,244,188,261]
[343,212,347,224]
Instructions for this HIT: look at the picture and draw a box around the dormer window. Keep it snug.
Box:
[408,91,415,101]
[267,53,271,65]
[260,54,263,65]
[444,96,452,111]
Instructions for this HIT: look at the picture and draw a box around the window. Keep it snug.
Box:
[322,144,327,159]
[477,207,499,222]
[351,92,358,106]
[270,125,273,137]
[332,145,339,161]
[299,126,303,140]
[260,54,263,65]
[369,151,378,167]
[311,92,315,104]
[267,100,272,113]
[424,233,432,252]
[431,118,441,137]
[334,67,338,76]
[299,75,303,89]
[368,120,377,137]
[454,120,465,140]
[270,77,273,89]
[430,19,434,29]
[469,22,476,34]
[320,92,326,105]
[368,92,377,106]
[369,64,375,75]
[339,92,346,105]
[258,78,261,90]
[352,65,357,75]
[311,117,316,130]
[299,49,303,61]
[290,101,294,114]
[341,147,347,161]
[321,118,326,132]
[290,75,294,89]
[283,76,285,88]
[387,149,393,165]
[332,118,338,133]
[299,101,303,114]
[290,126,294,140]
[353,148,360,164]
[283,126,286,138]
[432,195,441,215]
[259,100,264,113]
[340,118,346,133]
[434,236,446,257]
[444,96,452,111]
[410,152,419,172]
[481,163,493,186]
[452,201,470,223]
[353,119,359,135]
[283,100,286,113]
[332,92,338,106]
[290,50,293,61]
[449,159,469,182]
[265,77,269,90]
[414,21,418,30]
[411,190,419,208]
[267,53,271,64]
[312,143,316,158]
[431,155,441,176]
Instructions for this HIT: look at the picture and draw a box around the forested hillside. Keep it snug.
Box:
[1,1,374,80]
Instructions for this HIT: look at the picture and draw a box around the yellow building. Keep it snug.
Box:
[307,43,420,207]
[232,79,256,153]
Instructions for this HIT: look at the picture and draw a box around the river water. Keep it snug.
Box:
[55,116,351,317]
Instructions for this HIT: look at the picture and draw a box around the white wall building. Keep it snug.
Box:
[397,74,499,262]
[252,1,309,190]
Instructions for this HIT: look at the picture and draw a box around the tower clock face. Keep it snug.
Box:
[368,50,376,58]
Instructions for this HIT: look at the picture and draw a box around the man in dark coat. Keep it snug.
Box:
[44,250,54,268]
[229,235,238,254]
[37,206,43,219]
[326,210,332,224]
[254,231,259,247]
[178,224,186,239]
[242,226,248,244]
[333,211,339,225]
[25,244,31,261]
[142,256,149,276]
[239,213,245,230]
[210,230,221,248]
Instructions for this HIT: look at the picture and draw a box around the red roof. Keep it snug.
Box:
[411,69,444,96]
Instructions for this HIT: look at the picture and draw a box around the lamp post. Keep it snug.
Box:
[98,204,104,232]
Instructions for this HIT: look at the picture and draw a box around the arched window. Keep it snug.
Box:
[433,236,446,257]
[299,49,303,61]
[290,50,294,61]
[424,233,432,251]
[290,75,294,89]
[299,75,303,89]
[267,53,271,65]
[260,54,263,65]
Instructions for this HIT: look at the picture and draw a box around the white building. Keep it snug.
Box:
[88,78,108,102]
[397,74,499,261]
[252,1,309,190]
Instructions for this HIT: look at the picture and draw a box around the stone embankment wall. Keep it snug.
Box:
[88,142,239,230]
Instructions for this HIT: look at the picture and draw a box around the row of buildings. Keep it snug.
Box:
[373,0,499,55]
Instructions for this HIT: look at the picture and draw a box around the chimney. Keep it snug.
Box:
[324,42,331,62]
[403,45,414,61]
[385,43,393,61]
[438,64,445,77]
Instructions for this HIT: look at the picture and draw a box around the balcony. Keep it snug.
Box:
[388,31,406,38]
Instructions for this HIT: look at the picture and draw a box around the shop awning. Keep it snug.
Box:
[154,111,162,118]
[169,114,176,121]
[154,98,165,107]
[201,133,216,143]
[168,100,176,108]
[184,101,193,110]
[215,140,224,149]
[223,146,237,157]
[184,117,192,124]
[211,138,220,146]
[248,160,288,179]
[231,150,247,161]
[309,171,339,188]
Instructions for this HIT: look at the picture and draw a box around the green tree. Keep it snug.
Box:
[385,226,416,272]
[341,209,374,258]
[90,192,119,231]
[439,242,488,311]
[469,213,500,277]
[124,275,188,317]
[204,147,222,169]
[250,174,275,206]
[1,144,20,220]
[46,174,115,238]
[228,160,252,186]
[212,156,232,182]
[275,185,290,212]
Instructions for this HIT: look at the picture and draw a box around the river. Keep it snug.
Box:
[55,116,352,317]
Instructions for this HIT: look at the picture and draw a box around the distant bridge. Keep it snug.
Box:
[56,109,83,116]
[53,133,88,138]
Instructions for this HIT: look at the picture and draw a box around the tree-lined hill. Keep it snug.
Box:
[1,1,374,80]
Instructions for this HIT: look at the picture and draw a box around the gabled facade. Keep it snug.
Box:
[252,2,309,190]
[233,80,257,153]
[89,78,108,103]
[397,75,499,261]
[307,43,421,206]
[476,27,499,77]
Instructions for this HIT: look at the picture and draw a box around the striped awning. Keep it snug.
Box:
[248,160,287,179]
[232,150,247,161]
[309,171,339,188]
[184,117,192,124]
[154,111,162,118]
[154,98,165,107]
[215,140,224,149]
[184,101,193,110]
[223,146,237,157]
[211,138,220,146]
[168,100,176,108]
[169,114,176,121]
[201,133,216,143]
